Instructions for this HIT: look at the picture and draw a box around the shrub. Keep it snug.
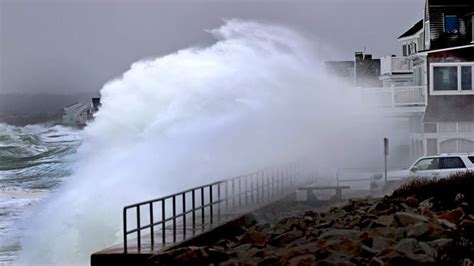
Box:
[391,171,474,213]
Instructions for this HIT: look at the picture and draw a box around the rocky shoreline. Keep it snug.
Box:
[152,176,474,265]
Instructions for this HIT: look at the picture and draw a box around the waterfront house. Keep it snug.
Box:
[336,0,474,166]
[408,0,474,157]
[62,102,93,127]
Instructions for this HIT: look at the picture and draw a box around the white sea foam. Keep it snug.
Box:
[16,20,397,265]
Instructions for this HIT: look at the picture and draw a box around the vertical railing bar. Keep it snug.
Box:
[281,167,284,195]
[238,177,242,208]
[150,202,154,250]
[261,171,265,203]
[225,180,228,211]
[259,172,262,203]
[162,200,166,244]
[137,206,141,251]
[231,179,235,210]
[201,187,205,228]
[245,175,248,206]
[267,171,270,201]
[262,171,265,203]
[172,196,176,243]
[251,175,254,204]
[192,190,196,233]
[182,193,186,240]
[123,209,128,253]
[210,185,214,225]
[256,173,259,203]
[217,183,221,222]
[276,168,279,197]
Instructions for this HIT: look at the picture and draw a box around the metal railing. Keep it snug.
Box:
[122,164,301,253]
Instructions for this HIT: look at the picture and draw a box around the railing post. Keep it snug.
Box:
[137,206,141,251]
[267,171,270,201]
[150,202,154,250]
[255,172,261,204]
[182,193,186,239]
[224,181,228,212]
[123,208,128,253]
[162,200,166,244]
[192,190,196,233]
[217,183,221,222]
[280,168,284,196]
[271,170,275,199]
[210,185,213,225]
[201,187,205,228]
[245,176,248,206]
[238,177,242,208]
[231,179,235,209]
[172,196,176,242]
[251,175,254,204]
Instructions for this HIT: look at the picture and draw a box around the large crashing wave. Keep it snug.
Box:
[17,20,390,265]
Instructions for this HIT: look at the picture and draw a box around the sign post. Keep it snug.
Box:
[384,138,389,183]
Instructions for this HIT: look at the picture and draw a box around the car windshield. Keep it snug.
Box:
[412,158,439,171]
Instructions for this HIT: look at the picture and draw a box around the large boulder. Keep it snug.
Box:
[394,212,429,226]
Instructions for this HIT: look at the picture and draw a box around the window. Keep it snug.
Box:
[424,123,437,133]
[439,122,457,133]
[403,45,408,56]
[462,66,472,90]
[413,158,439,170]
[444,15,458,33]
[433,66,457,91]
[458,122,474,133]
[431,63,474,94]
[439,157,466,169]
[469,156,474,164]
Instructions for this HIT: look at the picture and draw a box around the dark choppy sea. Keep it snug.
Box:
[0,123,81,264]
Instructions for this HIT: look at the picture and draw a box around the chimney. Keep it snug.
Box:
[355,52,364,60]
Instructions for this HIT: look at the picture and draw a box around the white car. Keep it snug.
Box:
[370,153,474,194]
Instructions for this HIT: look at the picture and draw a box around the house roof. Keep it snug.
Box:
[417,44,474,55]
[398,20,424,39]
[429,0,474,6]
[423,95,474,122]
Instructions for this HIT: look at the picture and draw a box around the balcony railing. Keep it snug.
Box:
[381,56,413,75]
[362,86,427,107]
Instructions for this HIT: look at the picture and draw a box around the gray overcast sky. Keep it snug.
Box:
[0,0,424,94]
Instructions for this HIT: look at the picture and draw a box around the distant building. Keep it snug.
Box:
[62,97,101,127]
[325,52,382,88]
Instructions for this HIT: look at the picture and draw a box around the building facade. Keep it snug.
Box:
[383,0,474,160]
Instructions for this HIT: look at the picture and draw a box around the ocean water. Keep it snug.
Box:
[0,123,81,263]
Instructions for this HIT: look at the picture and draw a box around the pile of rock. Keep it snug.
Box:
[153,195,473,265]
